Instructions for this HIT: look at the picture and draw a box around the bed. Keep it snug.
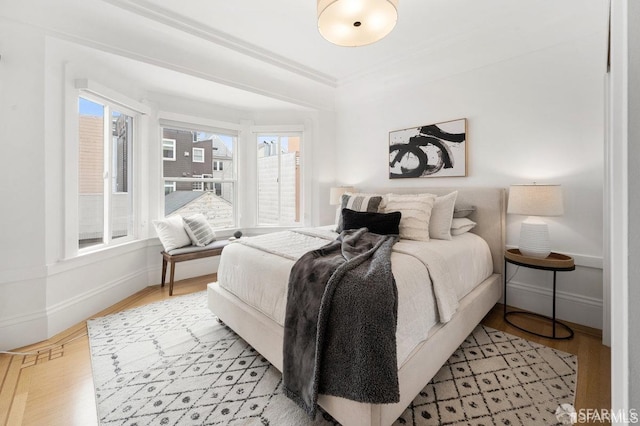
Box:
[207,187,505,426]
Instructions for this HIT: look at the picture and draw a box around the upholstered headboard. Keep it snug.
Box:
[360,187,506,275]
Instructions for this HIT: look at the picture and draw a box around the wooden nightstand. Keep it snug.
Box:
[503,248,576,339]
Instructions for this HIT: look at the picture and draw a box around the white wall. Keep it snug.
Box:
[0,20,50,349]
[332,25,607,329]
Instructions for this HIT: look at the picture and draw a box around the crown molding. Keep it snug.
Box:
[101,0,338,88]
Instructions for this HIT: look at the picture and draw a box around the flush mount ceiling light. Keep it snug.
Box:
[317,0,399,47]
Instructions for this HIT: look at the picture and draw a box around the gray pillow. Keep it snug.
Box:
[453,204,476,218]
[335,193,383,233]
[182,214,216,247]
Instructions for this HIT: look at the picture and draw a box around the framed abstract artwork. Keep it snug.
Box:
[389,118,467,179]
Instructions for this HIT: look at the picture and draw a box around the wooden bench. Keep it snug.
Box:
[161,239,230,295]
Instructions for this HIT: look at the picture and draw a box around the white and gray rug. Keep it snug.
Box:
[87,291,577,426]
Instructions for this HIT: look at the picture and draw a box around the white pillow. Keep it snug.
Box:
[153,215,192,252]
[182,214,216,247]
[450,218,477,236]
[383,193,437,241]
[429,191,458,240]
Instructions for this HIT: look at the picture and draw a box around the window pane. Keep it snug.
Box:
[162,127,236,230]
[78,97,105,249]
[162,128,234,179]
[257,135,301,225]
[280,136,301,223]
[257,136,279,225]
[111,110,133,241]
[164,181,235,229]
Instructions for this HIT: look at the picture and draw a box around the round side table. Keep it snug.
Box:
[503,249,576,340]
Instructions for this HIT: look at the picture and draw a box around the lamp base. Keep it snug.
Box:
[518,221,551,258]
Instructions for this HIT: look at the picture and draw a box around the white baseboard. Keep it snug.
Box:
[46,268,151,337]
[504,280,603,330]
[0,311,48,352]
[0,267,153,351]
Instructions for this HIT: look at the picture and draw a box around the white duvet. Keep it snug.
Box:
[217,227,493,367]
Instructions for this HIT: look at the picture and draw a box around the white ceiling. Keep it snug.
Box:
[102,0,608,85]
[1,0,607,111]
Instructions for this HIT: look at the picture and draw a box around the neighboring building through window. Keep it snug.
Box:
[78,96,136,250]
[257,133,302,225]
[162,125,236,229]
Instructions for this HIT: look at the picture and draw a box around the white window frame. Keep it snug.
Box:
[163,138,176,161]
[192,147,205,163]
[65,78,150,258]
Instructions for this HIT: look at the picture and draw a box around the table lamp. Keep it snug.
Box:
[330,186,355,205]
[507,183,564,258]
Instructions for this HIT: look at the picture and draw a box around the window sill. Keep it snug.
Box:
[47,239,153,276]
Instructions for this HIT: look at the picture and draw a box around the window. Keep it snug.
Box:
[164,182,176,195]
[192,175,203,191]
[257,133,302,225]
[163,139,176,161]
[162,125,236,229]
[192,147,205,163]
[78,96,136,250]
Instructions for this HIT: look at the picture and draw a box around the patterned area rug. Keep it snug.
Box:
[87,291,577,425]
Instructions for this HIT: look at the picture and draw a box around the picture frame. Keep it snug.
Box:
[389,118,467,179]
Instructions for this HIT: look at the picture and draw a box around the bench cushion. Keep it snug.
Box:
[166,239,230,256]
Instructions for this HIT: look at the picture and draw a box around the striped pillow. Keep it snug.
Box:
[335,193,383,232]
[182,214,216,247]
[383,193,437,241]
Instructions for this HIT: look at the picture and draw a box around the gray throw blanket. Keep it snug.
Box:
[283,228,399,418]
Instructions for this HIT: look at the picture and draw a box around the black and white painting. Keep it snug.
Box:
[389,118,467,178]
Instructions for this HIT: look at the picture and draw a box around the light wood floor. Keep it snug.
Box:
[0,274,610,426]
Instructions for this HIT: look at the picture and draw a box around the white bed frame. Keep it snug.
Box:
[208,187,506,426]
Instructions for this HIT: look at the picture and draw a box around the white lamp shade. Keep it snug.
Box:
[317,0,398,47]
[507,184,564,216]
[329,186,355,205]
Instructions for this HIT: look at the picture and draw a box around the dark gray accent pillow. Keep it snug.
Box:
[341,209,402,236]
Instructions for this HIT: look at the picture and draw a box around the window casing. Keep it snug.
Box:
[161,124,236,230]
[257,133,302,226]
